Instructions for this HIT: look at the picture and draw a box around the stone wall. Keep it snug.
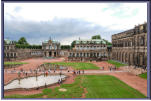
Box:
[112,23,147,67]
[4,48,44,61]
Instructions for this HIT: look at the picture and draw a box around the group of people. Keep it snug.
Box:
[108,66,117,71]
[73,70,84,75]
[58,78,63,84]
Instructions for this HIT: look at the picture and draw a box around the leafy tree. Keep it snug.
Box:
[71,40,76,48]
[4,40,7,44]
[18,37,28,45]
[13,41,18,44]
[61,45,71,50]
[92,35,101,39]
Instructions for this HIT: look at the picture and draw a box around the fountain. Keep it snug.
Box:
[4,75,66,90]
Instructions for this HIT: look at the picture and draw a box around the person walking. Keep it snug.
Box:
[102,67,104,70]
[25,72,28,77]
[60,78,62,84]
[115,66,116,70]
[45,83,47,88]
[18,71,21,78]
[46,71,48,76]
[59,72,62,77]
[58,79,60,84]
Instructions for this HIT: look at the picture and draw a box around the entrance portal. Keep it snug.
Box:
[54,52,56,57]
[49,51,52,57]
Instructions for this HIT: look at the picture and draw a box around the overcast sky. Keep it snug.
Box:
[4,3,147,45]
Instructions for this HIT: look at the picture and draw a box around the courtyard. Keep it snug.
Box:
[3,57,147,98]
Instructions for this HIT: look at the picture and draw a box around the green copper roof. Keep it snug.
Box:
[75,39,106,44]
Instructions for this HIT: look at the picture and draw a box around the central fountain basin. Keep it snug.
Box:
[4,75,66,90]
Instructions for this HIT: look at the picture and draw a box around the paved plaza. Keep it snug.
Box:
[4,58,147,96]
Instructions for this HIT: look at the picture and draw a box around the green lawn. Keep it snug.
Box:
[4,62,27,65]
[4,75,146,98]
[81,75,145,98]
[139,72,147,79]
[46,62,100,70]
[107,60,127,68]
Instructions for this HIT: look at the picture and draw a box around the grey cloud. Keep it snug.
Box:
[4,16,122,45]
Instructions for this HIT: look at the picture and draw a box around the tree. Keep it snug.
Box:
[71,40,76,48]
[61,45,71,50]
[18,37,28,45]
[4,40,7,44]
[92,35,101,39]
[13,41,18,44]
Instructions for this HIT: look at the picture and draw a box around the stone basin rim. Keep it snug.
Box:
[4,74,68,91]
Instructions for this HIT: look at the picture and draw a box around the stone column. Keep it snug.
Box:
[46,52,49,57]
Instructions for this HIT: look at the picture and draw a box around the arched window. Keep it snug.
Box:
[140,37,144,46]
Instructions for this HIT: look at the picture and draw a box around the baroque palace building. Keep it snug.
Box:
[68,39,112,61]
[112,22,147,67]
[4,22,147,68]
[4,39,60,61]
[42,40,61,57]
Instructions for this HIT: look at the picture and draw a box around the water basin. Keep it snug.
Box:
[4,75,66,90]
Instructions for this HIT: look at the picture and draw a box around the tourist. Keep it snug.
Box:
[25,72,28,77]
[23,71,25,76]
[59,72,62,77]
[58,79,60,84]
[60,78,62,84]
[83,70,84,74]
[18,71,21,78]
[35,70,38,76]
[115,66,116,70]
[76,70,79,75]
[79,70,81,74]
[108,66,110,70]
[46,71,48,76]
[48,69,50,74]
[73,70,75,75]
[44,70,46,76]
[36,87,39,90]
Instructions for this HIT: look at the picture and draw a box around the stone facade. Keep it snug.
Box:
[112,22,147,68]
[4,40,43,61]
[60,50,69,57]
[68,39,111,62]
[4,23,147,65]
[4,41,17,61]
[42,40,61,57]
